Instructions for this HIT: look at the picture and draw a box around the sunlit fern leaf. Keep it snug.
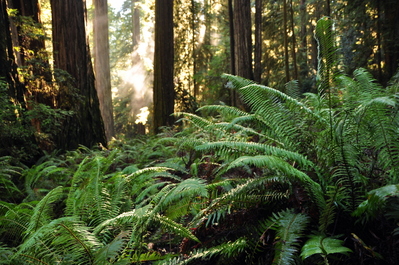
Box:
[197,104,250,120]
[195,141,313,169]
[314,16,338,98]
[222,73,255,89]
[93,231,129,265]
[25,186,64,237]
[211,122,282,145]
[161,237,247,265]
[153,214,200,243]
[15,216,101,265]
[125,166,174,180]
[223,74,324,122]
[285,80,301,99]
[224,155,325,213]
[264,209,310,265]
[191,178,256,226]
[147,178,208,220]
[191,177,291,227]
[175,112,212,129]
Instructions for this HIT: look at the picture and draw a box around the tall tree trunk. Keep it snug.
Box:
[0,0,24,103]
[94,0,114,141]
[191,0,198,98]
[299,0,308,80]
[232,0,253,108]
[326,0,330,17]
[376,0,382,81]
[289,0,298,80]
[283,0,290,85]
[153,0,174,133]
[228,0,238,107]
[132,0,140,49]
[50,0,106,150]
[233,0,253,81]
[228,0,235,76]
[254,0,262,83]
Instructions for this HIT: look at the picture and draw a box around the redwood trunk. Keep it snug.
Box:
[153,0,174,133]
[50,0,106,149]
[94,0,115,141]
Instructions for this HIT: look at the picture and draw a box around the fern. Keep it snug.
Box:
[160,237,247,265]
[223,155,325,212]
[195,141,313,169]
[262,209,309,265]
[25,186,64,236]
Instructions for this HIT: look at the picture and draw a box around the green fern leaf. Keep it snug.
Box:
[300,235,352,260]
[266,209,310,265]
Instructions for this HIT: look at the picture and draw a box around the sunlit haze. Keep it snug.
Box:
[110,0,124,11]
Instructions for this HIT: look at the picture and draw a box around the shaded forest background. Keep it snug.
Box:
[1,0,399,264]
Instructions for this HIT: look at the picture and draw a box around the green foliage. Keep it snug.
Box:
[262,209,309,265]
[301,235,352,264]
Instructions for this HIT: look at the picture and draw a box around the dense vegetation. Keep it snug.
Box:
[1,18,399,264]
[1,0,399,264]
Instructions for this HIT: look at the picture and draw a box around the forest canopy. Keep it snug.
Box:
[1,0,399,264]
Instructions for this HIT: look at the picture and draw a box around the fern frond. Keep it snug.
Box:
[15,216,101,265]
[222,73,255,89]
[195,141,313,169]
[264,209,310,265]
[153,214,200,243]
[318,183,347,233]
[93,231,129,265]
[222,155,325,212]
[197,104,250,120]
[162,237,247,265]
[353,184,399,223]
[25,186,64,236]
[314,16,338,98]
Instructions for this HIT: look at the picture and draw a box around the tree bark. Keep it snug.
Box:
[283,0,290,85]
[132,0,140,49]
[289,0,298,80]
[94,0,115,141]
[153,0,174,133]
[50,0,106,149]
[233,0,253,81]
[254,0,263,83]
[0,0,25,103]
[228,0,235,76]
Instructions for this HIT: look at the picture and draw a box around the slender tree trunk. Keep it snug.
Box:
[51,0,106,149]
[254,0,262,83]
[283,0,290,84]
[299,0,308,80]
[228,0,235,76]
[289,0,298,80]
[132,0,140,48]
[0,0,24,103]
[376,0,382,82]
[191,0,198,98]
[153,0,174,133]
[228,0,238,107]
[232,0,253,108]
[233,0,253,81]
[94,0,114,141]
[326,0,330,17]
